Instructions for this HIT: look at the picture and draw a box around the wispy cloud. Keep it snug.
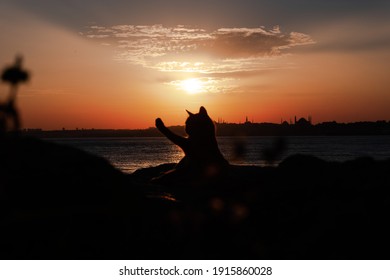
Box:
[83,24,314,93]
[167,77,237,94]
[83,24,314,72]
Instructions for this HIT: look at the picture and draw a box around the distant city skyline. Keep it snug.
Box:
[22,117,390,132]
[1,0,389,129]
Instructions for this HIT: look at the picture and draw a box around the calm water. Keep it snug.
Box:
[50,136,390,173]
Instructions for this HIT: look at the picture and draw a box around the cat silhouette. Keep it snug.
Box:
[154,106,228,184]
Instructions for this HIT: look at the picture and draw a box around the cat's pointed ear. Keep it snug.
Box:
[199,106,208,116]
[186,110,194,116]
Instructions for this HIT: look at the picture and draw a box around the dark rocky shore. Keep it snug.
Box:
[1,136,390,259]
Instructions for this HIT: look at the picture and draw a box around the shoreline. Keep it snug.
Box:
[21,120,390,138]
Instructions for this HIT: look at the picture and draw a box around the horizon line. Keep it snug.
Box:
[22,119,390,132]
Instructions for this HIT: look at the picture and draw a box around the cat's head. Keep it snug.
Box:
[185,106,215,137]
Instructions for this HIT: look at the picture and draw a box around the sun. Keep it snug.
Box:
[180,78,203,94]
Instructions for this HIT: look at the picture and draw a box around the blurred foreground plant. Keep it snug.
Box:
[0,56,30,134]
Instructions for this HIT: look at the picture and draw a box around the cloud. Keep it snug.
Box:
[83,24,315,73]
[83,24,315,94]
[167,77,237,94]
[198,26,290,58]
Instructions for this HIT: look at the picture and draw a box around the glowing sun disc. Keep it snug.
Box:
[180,78,203,94]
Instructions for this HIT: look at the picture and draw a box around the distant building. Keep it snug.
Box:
[294,116,312,127]
[281,121,289,126]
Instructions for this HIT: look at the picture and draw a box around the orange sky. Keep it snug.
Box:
[1,1,389,129]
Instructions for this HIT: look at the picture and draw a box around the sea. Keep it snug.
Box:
[49,136,390,174]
